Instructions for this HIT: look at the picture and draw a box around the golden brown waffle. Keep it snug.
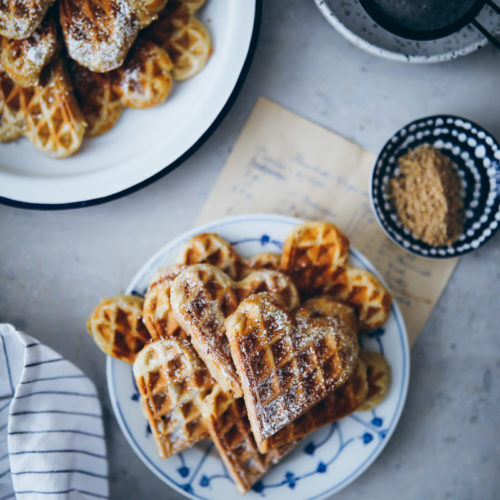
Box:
[170,264,300,397]
[0,9,59,87]
[302,296,358,335]
[143,265,188,341]
[0,0,54,39]
[170,264,241,395]
[236,269,300,308]
[177,233,246,280]
[0,69,25,141]
[281,221,350,297]
[0,59,86,157]
[23,59,86,157]
[262,357,368,452]
[133,338,213,458]
[201,384,299,494]
[87,295,151,363]
[165,16,211,80]
[244,252,281,274]
[71,38,173,136]
[114,39,173,109]
[146,7,212,81]
[69,61,122,137]
[280,222,392,332]
[358,350,391,411]
[260,296,365,452]
[146,3,190,50]
[59,0,149,72]
[225,292,359,451]
[325,266,392,333]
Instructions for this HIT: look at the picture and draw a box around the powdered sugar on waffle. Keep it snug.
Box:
[0,0,53,39]
[118,65,141,90]
[227,292,360,445]
[181,280,235,375]
[63,0,140,72]
[26,30,53,65]
[262,395,297,435]
[1,14,32,39]
[170,266,243,396]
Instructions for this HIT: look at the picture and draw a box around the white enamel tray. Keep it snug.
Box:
[107,214,410,499]
[0,1,260,208]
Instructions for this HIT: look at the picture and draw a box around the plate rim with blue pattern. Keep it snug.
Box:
[106,214,410,499]
[370,114,500,259]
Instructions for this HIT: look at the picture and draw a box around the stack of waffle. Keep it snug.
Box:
[0,0,212,157]
[87,221,393,494]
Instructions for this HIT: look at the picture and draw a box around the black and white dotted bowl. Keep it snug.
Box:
[370,115,500,258]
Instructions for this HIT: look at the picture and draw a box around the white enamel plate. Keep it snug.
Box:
[107,214,410,499]
[0,1,259,208]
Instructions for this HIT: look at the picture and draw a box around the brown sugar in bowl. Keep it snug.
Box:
[370,115,500,258]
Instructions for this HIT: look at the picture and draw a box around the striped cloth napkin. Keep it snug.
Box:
[0,324,109,500]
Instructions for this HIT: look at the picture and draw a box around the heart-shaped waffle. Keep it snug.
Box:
[177,232,247,280]
[133,338,213,458]
[87,295,151,363]
[260,301,391,452]
[281,221,350,297]
[59,0,148,72]
[114,38,173,109]
[145,3,212,81]
[324,266,392,332]
[170,264,300,397]
[225,292,359,449]
[163,16,211,81]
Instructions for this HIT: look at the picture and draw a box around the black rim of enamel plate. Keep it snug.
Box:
[370,114,500,258]
[0,0,263,211]
[358,0,489,40]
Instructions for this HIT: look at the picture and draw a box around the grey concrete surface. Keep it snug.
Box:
[1,1,500,499]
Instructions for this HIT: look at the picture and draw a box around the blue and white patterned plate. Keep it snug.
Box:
[370,115,500,259]
[107,214,410,499]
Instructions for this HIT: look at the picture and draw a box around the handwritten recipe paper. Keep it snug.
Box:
[198,98,458,346]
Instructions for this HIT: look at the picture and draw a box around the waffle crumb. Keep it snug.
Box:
[389,144,464,247]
